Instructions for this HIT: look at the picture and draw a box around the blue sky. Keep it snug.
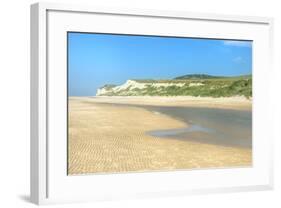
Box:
[68,32,252,96]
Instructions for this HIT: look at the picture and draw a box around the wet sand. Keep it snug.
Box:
[145,106,252,148]
[68,96,252,175]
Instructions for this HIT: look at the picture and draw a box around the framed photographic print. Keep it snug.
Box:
[30,2,274,205]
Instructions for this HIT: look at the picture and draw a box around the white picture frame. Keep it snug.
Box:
[30,2,274,205]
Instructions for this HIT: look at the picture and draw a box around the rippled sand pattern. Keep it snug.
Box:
[68,97,252,175]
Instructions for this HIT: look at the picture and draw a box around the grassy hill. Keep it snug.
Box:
[96,74,252,98]
[174,74,224,80]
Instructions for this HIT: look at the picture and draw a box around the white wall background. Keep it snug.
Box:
[0,0,280,207]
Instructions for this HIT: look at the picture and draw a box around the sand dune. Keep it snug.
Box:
[68,97,252,175]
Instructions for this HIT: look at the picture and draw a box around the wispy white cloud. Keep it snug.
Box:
[223,40,252,47]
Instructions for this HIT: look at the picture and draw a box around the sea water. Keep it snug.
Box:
[144,106,252,148]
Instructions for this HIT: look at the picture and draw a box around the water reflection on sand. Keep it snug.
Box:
[145,106,252,148]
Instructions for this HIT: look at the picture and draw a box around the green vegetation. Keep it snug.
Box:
[140,78,251,98]
[174,74,225,80]
[98,74,252,98]
[102,84,117,90]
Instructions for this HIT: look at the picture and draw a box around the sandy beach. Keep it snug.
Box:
[83,96,252,110]
[68,96,252,175]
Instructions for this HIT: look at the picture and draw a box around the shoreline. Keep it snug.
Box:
[70,95,252,111]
